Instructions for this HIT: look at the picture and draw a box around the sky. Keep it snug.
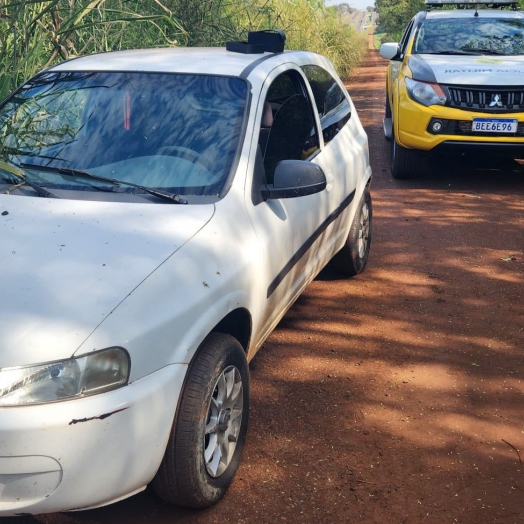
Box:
[325,0,374,10]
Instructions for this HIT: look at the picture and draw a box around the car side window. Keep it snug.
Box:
[260,71,318,184]
[399,19,415,58]
[301,64,351,144]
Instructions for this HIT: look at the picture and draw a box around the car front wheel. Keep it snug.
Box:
[331,188,372,276]
[152,333,249,508]
[391,137,419,179]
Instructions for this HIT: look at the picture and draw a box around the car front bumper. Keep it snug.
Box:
[430,140,524,162]
[0,363,187,516]
[396,83,524,153]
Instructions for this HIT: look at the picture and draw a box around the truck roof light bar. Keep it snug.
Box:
[425,0,517,9]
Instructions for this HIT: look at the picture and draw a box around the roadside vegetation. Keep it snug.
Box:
[0,0,365,101]
[374,0,423,40]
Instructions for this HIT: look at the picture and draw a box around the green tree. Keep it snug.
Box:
[375,0,423,39]
[377,0,524,40]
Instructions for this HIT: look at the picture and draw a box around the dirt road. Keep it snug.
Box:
[10,49,524,524]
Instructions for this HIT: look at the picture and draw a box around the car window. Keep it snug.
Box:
[260,71,318,183]
[399,19,416,58]
[0,71,248,199]
[301,64,351,144]
[413,17,524,55]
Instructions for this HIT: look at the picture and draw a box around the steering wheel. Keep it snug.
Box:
[156,146,209,170]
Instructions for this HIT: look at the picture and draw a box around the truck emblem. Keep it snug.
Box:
[489,94,503,107]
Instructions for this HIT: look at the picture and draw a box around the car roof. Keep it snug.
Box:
[49,47,316,78]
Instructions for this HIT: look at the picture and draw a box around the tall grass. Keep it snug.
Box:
[0,0,186,100]
[0,0,366,100]
[151,0,366,79]
[262,0,365,79]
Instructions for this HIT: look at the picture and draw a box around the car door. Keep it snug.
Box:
[245,63,367,355]
[245,66,334,351]
[300,63,362,245]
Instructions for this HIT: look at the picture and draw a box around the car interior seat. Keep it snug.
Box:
[263,94,315,183]
[258,101,274,156]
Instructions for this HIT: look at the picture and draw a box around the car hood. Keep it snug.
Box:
[408,54,524,86]
[0,196,214,368]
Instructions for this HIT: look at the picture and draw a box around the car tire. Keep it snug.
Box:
[391,137,419,179]
[385,94,392,119]
[331,188,372,276]
[152,333,249,508]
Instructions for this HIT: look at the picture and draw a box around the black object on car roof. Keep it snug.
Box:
[226,30,286,54]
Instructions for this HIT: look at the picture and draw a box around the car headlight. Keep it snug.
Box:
[405,77,447,107]
[0,347,130,407]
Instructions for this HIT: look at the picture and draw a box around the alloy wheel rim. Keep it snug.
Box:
[204,365,243,477]
[357,202,370,259]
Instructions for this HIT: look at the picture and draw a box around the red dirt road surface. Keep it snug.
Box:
[9,49,524,524]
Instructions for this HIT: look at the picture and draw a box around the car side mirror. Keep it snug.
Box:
[379,42,401,61]
[261,160,326,200]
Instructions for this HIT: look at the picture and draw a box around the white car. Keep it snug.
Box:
[0,33,372,515]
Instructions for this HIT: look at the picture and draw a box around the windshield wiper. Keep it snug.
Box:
[0,160,59,198]
[19,162,188,204]
[468,48,505,56]
[426,50,483,55]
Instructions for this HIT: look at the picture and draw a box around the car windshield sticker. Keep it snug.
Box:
[444,68,524,74]
[475,58,503,65]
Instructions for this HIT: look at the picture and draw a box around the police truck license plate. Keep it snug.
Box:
[472,118,518,133]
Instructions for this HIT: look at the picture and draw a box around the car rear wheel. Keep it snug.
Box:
[391,137,419,179]
[331,188,372,276]
[152,333,249,508]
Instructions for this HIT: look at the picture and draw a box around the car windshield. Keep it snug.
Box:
[0,71,248,201]
[413,17,524,55]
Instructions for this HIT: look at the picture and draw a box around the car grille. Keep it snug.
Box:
[446,86,524,113]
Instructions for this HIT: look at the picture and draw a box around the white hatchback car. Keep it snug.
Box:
[0,32,372,515]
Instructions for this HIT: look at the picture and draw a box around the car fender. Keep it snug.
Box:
[393,61,415,145]
[77,198,261,382]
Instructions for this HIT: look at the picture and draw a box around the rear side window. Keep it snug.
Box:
[302,64,351,144]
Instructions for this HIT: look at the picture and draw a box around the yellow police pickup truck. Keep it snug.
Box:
[380,0,524,178]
